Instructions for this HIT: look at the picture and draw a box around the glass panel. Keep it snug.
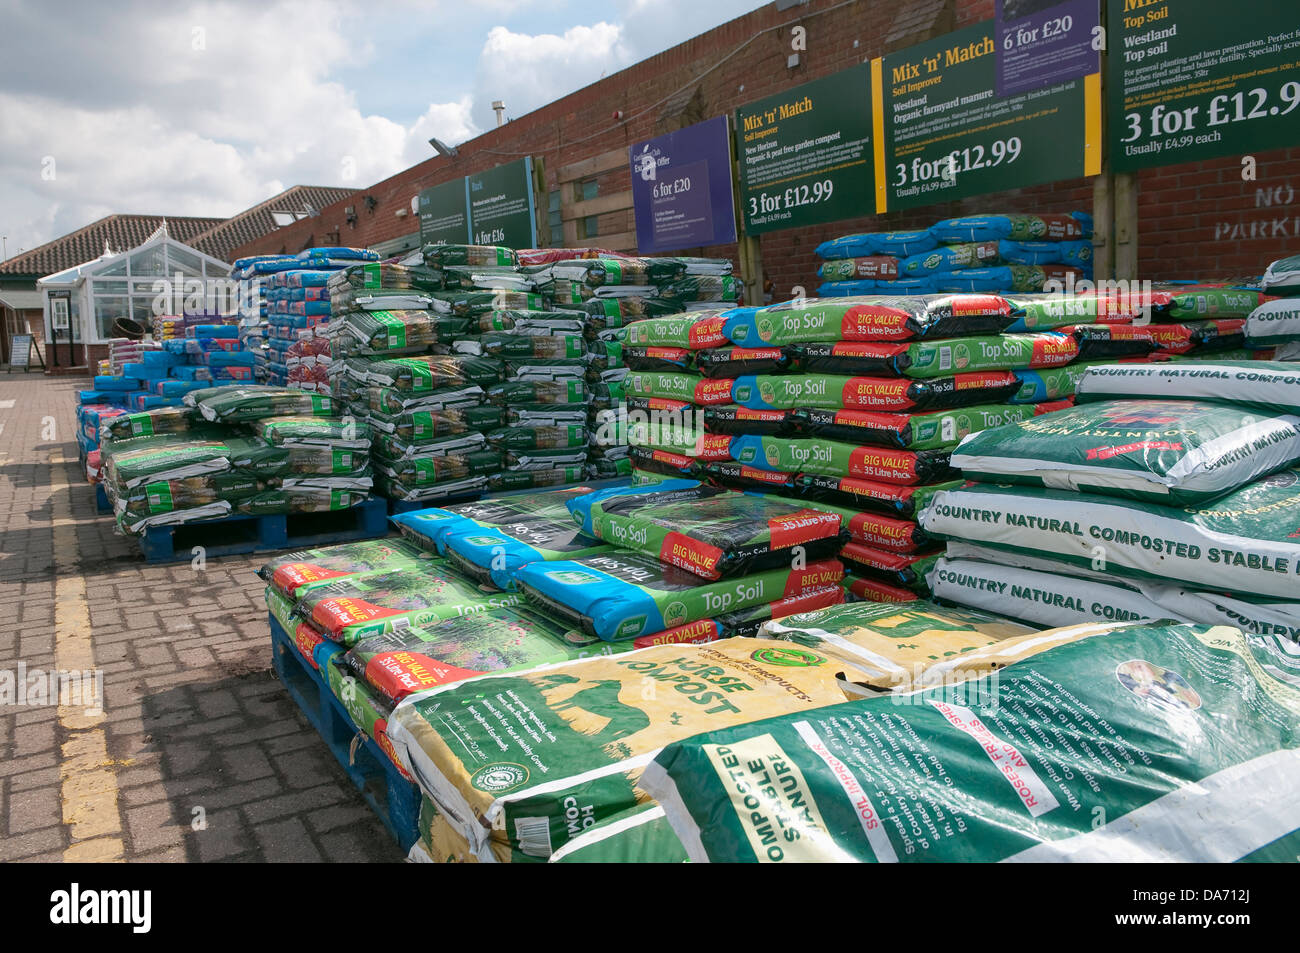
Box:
[129,245,168,276]
[132,297,155,329]
[271,211,296,227]
[581,180,598,201]
[94,296,130,339]
[580,215,600,240]
[548,190,561,212]
[91,279,129,295]
[169,245,204,278]
[97,257,128,276]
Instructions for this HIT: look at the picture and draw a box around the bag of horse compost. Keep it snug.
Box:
[259,538,437,601]
[187,385,335,423]
[636,585,847,648]
[704,405,796,437]
[502,448,588,471]
[731,371,1022,412]
[1073,361,1300,415]
[792,404,1046,450]
[794,334,1077,379]
[297,562,525,646]
[730,435,954,485]
[794,499,930,553]
[341,605,630,708]
[372,430,485,462]
[795,474,961,519]
[624,371,734,405]
[838,543,941,592]
[103,406,196,440]
[641,620,1300,863]
[723,295,1019,346]
[104,438,232,490]
[919,470,1300,599]
[384,635,849,862]
[423,243,518,268]
[757,599,1036,694]
[254,416,371,449]
[575,485,846,580]
[335,310,469,352]
[1163,285,1262,320]
[226,437,369,479]
[929,550,1300,647]
[330,261,444,293]
[515,549,845,641]
[618,312,728,349]
[548,804,689,863]
[1262,253,1300,297]
[457,333,587,361]
[582,296,687,324]
[951,399,1300,505]
[484,425,587,452]
[660,275,740,303]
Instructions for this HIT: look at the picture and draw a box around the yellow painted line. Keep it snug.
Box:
[49,452,125,862]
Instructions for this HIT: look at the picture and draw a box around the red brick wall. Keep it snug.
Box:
[231,0,1300,299]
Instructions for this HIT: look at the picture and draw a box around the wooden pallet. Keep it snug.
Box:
[269,614,421,853]
[137,497,388,562]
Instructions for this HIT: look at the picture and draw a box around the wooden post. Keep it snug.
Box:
[1114,172,1139,281]
[531,155,550,249]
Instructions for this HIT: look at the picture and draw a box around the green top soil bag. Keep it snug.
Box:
[187,385,335,423]
[795,474,961,519]
[575,485,846,580]
[731,371,1022,412]
[384,636,849,862]
[640,621,1300,863]
[730,435,953,485]
[793,334,1078,379]
[341,605,628,708]
[618,312,728,349]
[1074,360,1300,415]
[792,403,1052,450]
[696,346,792,379]
[704,405,797,437]
[1163,285,1262,320]
[258,538,437,601]
[919,471,1300,599]
[724,295,1018,345]
[297,562,525,646]
[624,370,733,406]
[516,549,845,641]
[952,398,1300,504]
[1005,291,1172,330]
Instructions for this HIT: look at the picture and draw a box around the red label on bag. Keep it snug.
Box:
[768,510,843,548]
[848,446,922,484]
[842,306,910,340]
[847,576,918,602]
[311,597,400,636]
[272,563,352,597]
[847,512,923,552]
[781,559,846,597]
[1085,440,1184,460]
[660,530,723,579]
[365,651,483,704]
[695,378,736,405]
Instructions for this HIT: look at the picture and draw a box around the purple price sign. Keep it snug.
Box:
[629,116,737,254]
[996,0,1100,97]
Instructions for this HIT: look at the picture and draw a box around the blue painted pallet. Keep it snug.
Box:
[269,615,421,852]
[94,482,112,514]
[138,496,388,562]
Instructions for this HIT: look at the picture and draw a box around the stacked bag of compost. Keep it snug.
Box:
[920,361,1300,646]
[1247,253,1300,361]
[96,384,374,535]
[815,212,1094,297]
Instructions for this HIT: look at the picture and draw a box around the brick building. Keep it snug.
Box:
[231,0,1300,299]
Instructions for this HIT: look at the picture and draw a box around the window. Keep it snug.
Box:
[579,215,600,240]
[578,179,598,202]
[271,211,297,227]
[547,190,562,244]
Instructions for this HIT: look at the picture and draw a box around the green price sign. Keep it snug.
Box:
[418,178,469,245]
[872,19,1101,212]
[466,157,538,248]
[1109,0,1300,172]
[734,63,875,235]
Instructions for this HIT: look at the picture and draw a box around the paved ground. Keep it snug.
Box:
[0,372,403,862]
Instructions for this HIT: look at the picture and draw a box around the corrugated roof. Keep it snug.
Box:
[188,184,357,261]
[0,214,226,278]
[0,290,44,310]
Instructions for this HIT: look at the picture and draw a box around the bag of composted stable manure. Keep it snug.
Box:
[384,635,849,862]
[624,370,733,405]
[490,467,588,491]
[373,431,486,463]
[114,471,259,518]
[341,605,631,708]
[548,804,689,863]
[660,275,740,303]
[724,295,1018,346]
[237,485,370,516]
[516,548,844,641]
[548,257,686,288]
[297,562,525,646]
[374,450,501,487]
[330,261,443,292]
[377,473,488,503]
[226,437,369,479]
[641,620,1300,863]
[103,406,196,440]
[731,371,1022,413]
[259,538,437,601]
[423,244,518,268]
[929,551,1300,647]
[1074,360,1300,415]
[483,424,587,452]
[370,406,505,443]
[581,297,686,325]
[795,473,960,519]
[486,379,587,408]
[793,403,1048,450]
[254,416,371,449]
[757,599,1036,694]
[186,385,335,423]
[455,333,587,361]
[730,434,953,485]
[952,398,1300,504]
[816,230,937,259]
[1246,299,1300,346]
[430,289,546,316]
[575,485,846,580]
[793,334,1077,379]
[1262,253,1300,297]
[931,212,1089,243]
[920,471,1300,599]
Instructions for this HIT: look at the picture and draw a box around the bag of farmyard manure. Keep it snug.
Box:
[919,470,1300,599]
[384,635,849,862]
[104,438,232,490]
[640,620,1300,863]
[951,398,1300,504]
[1073,360,1300,415]
[515,549,845,641]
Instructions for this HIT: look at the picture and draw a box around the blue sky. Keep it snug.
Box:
[0,0,764,261]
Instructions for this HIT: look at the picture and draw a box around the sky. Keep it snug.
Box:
[0,0,765,261]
